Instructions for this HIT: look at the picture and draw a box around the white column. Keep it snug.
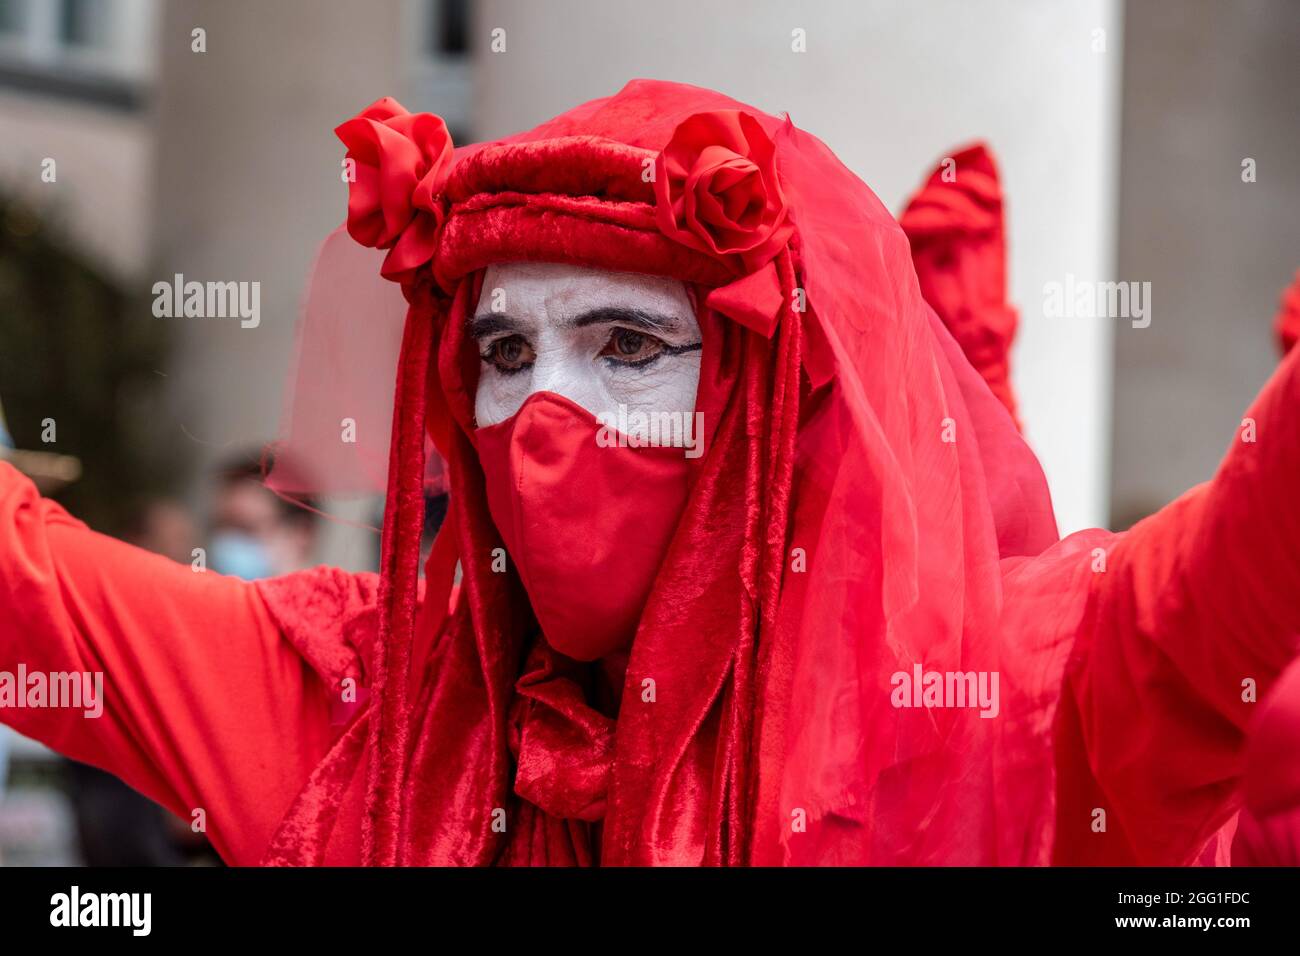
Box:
[472,0,1124,535]
[152,0,405,566]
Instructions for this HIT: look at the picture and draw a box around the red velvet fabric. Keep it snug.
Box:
[4,80,1299,867]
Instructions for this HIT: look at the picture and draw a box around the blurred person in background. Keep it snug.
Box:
[209,454,321,580]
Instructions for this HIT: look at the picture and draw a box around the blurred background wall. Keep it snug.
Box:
[150,0,409,569]
[1110,0,1300,528]
[0,0,1295,863]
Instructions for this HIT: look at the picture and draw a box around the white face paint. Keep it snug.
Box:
[472,262,702,428]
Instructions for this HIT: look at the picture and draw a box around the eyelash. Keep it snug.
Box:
[480,335,533,376]
[602,340,702,370]
[479,329,701,376]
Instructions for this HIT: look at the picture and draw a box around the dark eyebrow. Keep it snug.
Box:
[568,307,681,332]
[468,313,523,338]
[469,306,684,339]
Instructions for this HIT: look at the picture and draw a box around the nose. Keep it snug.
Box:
[526,346,608,420]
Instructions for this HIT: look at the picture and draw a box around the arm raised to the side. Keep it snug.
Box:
[0,462,338,863]
[1054,345,1300,864]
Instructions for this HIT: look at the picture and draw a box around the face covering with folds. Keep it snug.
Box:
[475,391,692,661]
[209,529,274,581]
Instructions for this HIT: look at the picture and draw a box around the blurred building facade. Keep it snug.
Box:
[0,0,469,864]
[0,0,471,574]
[0,0,156,280]
[3,0,1134,548]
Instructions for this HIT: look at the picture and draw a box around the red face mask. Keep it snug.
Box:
[475,391,693,662]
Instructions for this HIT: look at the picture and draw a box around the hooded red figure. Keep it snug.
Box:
[2,80,1299,867]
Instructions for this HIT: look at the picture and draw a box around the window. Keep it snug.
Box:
[0,0,28,37]
[432,0,468,57]
[406,0,472,137]
[0,0,156,84]
[60,0,112,49]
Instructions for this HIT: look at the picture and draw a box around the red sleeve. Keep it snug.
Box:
[0,462,337,864]
[1054,346,1300,864]
[1231,658,1300,865]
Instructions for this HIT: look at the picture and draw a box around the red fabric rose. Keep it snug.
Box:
[653,110,792,271]
[335,97,453,283]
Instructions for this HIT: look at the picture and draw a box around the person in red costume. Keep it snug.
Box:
[1232,658,1300,865]
[900,143,1022,429]
[2,80,1299,866]
[1231,267,1300,866]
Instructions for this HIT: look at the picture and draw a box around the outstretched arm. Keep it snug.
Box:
[0,462,337,864]
[1054,345,1300,864]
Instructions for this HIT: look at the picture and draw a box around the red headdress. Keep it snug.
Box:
[265,80,1060,865]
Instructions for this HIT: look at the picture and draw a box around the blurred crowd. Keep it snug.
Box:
[0,445,321,865]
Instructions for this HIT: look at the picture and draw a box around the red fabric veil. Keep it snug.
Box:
[267,230,446,502]
[264,80,1063,865]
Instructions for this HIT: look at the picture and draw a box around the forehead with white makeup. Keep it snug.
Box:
[471,262,702,428]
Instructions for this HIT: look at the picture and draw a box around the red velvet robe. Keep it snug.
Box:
[3,79,1299,866]
[3,335,1299,864]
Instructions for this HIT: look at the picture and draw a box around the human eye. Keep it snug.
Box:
[480,334,535,375]
[597,327,669,368]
